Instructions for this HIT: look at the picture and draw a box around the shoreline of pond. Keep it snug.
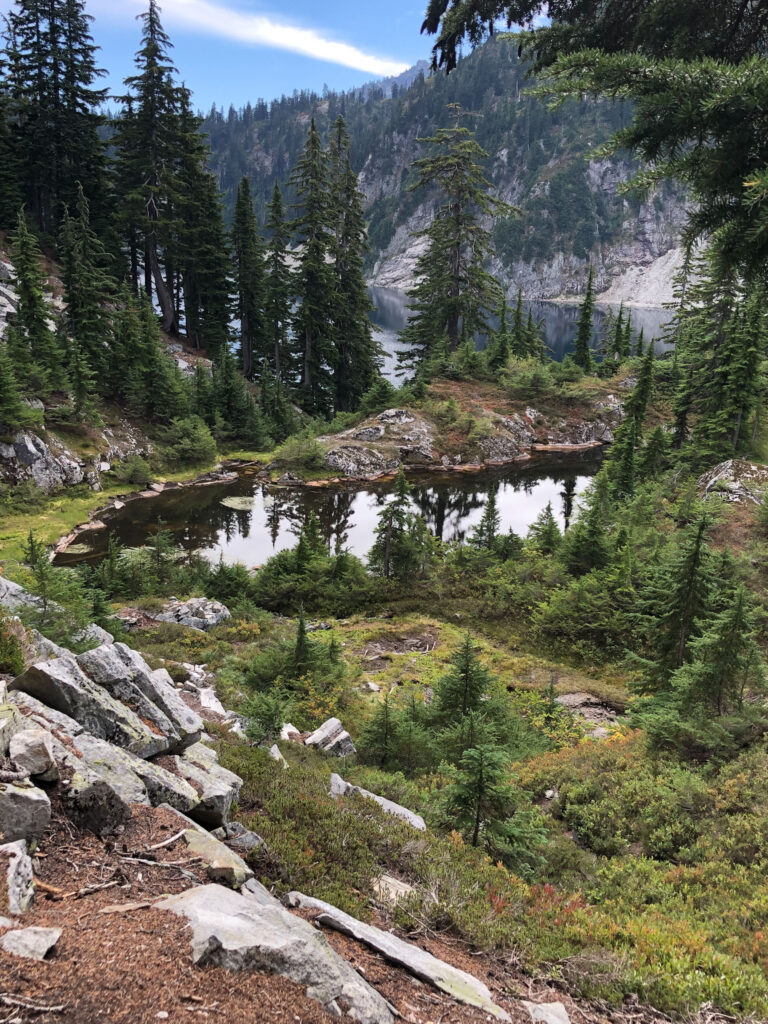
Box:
[51,440,607,562]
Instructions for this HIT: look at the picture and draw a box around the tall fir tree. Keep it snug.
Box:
[11,208,61,394]
[399,110,508,373]
[6,0,107,234]
[289,118,335,415]
[573,266,595,372]
[264,182,292,383]
[327,116,380,412]
[232,177,266,380]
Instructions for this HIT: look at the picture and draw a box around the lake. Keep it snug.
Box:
[369,286,672,381]
[56,452,602,569]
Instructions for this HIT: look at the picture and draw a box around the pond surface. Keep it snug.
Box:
[369,286,672,381]
[57,453,602,570]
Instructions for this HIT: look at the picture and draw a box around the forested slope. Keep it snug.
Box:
[204,37,687,302]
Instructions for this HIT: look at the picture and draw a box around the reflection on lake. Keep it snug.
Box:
[56,454,602,570]
[369,286,673,381]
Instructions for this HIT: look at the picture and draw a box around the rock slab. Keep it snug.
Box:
[330,774,425,831]
[286,892,510,1022]
[0,840,34,915]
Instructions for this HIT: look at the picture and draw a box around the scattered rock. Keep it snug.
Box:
[523,1002,571,1024]
[0,840,34,915]
[330,774,425,830]
[152,598,231,632]
[156,884,393,1024]
[181,829,253,888]
[0,925,61,960]
[9,727,58,782]
[373,874,414,905]
[280,723,301,741]
[0,781,51,843]
[305,718,356,757]
[113,644,203,748]
[212,821,265,855]
[285,892,510,1021]
[198,687,227,716]
[268,744,288,768]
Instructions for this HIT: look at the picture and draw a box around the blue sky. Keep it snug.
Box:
[76,0,431,113]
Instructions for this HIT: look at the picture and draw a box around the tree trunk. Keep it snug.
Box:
[147,241,177,335]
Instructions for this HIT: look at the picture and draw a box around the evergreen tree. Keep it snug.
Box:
[290,118,335,415]
[625,343,654,430]
[487,295,511,369]
[6,0,107,234]
[368,465,431,582]
[527,501,562,554]
[635,328,645,358]
[327,116,380,412]
[472,487,501,549]
[58,183,114,384]
[264,182,292,382]
[611,419,637,500]
[573,266,595,372]
[232,177,266,379]
[399,110,508,373]
[113,0,184,332]
[633,518,714,692]
[0,340,23,431]
[435,633,492,721]
[11,208,61,394]
[638,425,670,477]
[559,498,609,576]
[510,289,527,358]
[361,692,400,769]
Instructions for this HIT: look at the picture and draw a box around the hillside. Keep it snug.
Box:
[204,36,687,305]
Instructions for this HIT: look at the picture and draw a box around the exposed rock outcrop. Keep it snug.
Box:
[698,459,768,504]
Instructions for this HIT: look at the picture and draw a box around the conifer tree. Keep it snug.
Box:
[11,209,61,393]
[527,501,562,554]
[328,116,380,412]
[510,289,526,358]
[625,343,654,430]
[633,518,714,692]
[264,183,292,382]
[573,266,595,372]
[443,744,516,851]
[114,0,183,332]
[635,328,645,358]
[472,487,501,549]
[58,183,114,384]
[435,633,492,721]
[487,295,511,369]
[0,340,23,430]
[368,466,435,582]
[639,425,670,477]
[361,692,399,769]
[232,177,266,379]
[6,0,107,233]
[611,418,637,499]
[559,498,609,576]
[399,110,508,373]
[290,119,335,414]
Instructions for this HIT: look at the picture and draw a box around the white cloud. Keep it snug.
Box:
[115,0,409,76]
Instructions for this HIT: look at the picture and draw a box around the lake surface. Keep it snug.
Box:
[369,287,673,382]
[57,453,602,569]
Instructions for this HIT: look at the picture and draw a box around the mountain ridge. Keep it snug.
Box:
[204,36,686,307]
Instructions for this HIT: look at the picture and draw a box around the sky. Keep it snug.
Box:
[70,0,433,113]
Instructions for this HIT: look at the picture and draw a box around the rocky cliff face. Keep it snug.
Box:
[368,155,689,306]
